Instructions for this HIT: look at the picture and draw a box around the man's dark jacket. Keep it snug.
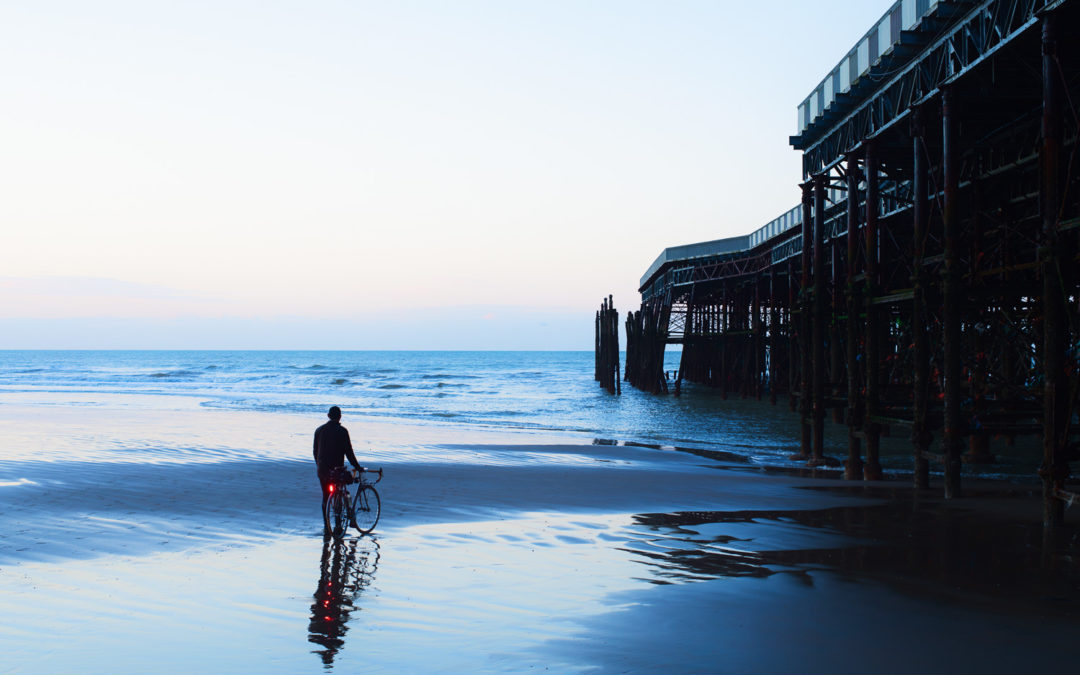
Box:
[313,420,360,476]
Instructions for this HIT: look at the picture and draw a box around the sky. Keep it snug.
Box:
[2,1,890,349]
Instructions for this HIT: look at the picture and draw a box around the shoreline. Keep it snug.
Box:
[2,396,1078,671]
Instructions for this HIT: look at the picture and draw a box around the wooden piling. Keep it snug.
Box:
[595,296,621,395]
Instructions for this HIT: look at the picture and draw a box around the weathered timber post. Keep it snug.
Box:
[812,174,828,464]
[845,153,864,480]
[864,141,884,480]
[1041,12,1069,527]
[612,295,621,396]
[596,297,620,395]
[595,310,600,381]
[941,86,964,498]
[795,181,813,459]
[911,107,932,489]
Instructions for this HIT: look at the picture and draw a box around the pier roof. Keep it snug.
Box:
[790,0,975,151]
[639,206,803,293]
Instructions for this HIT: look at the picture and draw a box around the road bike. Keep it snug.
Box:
[325,467,382,539]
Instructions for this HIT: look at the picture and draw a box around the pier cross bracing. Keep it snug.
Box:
[606,0,1080,526]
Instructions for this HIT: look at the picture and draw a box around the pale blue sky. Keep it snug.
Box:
[2,1,889,349]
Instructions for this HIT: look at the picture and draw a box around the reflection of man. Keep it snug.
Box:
[308,537,380,667]
[308,538,351,666]
[313,406,363,537]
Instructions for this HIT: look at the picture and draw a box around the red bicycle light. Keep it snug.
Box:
[328,484,334,493]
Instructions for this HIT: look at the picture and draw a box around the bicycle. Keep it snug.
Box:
[325,467,383,539]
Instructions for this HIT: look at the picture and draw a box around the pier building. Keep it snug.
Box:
[609,0,1080,526]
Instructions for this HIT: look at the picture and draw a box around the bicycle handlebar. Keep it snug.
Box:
[350,467,383,485]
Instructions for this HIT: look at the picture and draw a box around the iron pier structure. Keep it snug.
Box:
[618,0,1080,526]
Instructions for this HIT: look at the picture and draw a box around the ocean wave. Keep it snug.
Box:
[148,370,199,378]
[377,384,405,390]
[420,373,481,380]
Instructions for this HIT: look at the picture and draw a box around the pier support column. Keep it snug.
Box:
[830,233,843,425]
[788,259,798,412]
[1041,12,1069,527]
[770,266,779,405]
[811,174,828,464]
[845,153,863,480]
[911,107,932,489]
[795,182,813,459]
[863,142,883,480]
[942,86,964,498]
[754,281,763,400]
[721,281,729,400]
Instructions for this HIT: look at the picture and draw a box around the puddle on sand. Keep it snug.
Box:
[3,498,1080,672]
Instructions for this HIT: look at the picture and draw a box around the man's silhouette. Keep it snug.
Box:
[313,406,363,537]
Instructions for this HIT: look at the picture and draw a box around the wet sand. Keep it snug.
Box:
[2,400,1079,672]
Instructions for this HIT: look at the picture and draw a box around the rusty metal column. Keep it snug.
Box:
[721,280,729,400]
[911,107,931,489]
[788,259,798,411]
[844,154,863,480]
[1041,13,1068,527]
[812,174,827,463]
[863,143,883,480]
[795,182,813,459]
[753,281,763,400]
[770,266,779,405]
[941,86,963,498]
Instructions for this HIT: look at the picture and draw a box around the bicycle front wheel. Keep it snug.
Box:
[325,489,349,539]
[352,486,381,534]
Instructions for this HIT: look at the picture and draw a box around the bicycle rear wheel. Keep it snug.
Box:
[324,487,348,539]
[352,485,381,534]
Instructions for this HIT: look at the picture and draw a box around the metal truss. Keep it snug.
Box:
[794,0,1055,177]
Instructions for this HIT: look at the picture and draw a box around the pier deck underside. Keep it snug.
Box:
[623,0,1080,524]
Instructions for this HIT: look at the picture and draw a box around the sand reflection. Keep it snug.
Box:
[308,537,380,667]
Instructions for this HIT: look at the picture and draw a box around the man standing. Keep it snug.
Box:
[313,406,363,537]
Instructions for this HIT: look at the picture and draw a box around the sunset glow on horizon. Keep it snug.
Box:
[2,1,890,349]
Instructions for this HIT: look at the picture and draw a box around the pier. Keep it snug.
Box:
[610,0,1080,526]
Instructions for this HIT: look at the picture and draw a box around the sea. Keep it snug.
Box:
[0,349,1041,478]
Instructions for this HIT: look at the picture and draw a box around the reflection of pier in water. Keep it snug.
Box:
[623,496,1080,617]
[308,537,380,667]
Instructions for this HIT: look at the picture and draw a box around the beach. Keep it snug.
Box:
[1,353,1079,673]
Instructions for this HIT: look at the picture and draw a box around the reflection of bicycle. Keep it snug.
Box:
[325,467,382,538]
[309,536,381,666]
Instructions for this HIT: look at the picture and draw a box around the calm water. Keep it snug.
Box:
[0,350,1040,476]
